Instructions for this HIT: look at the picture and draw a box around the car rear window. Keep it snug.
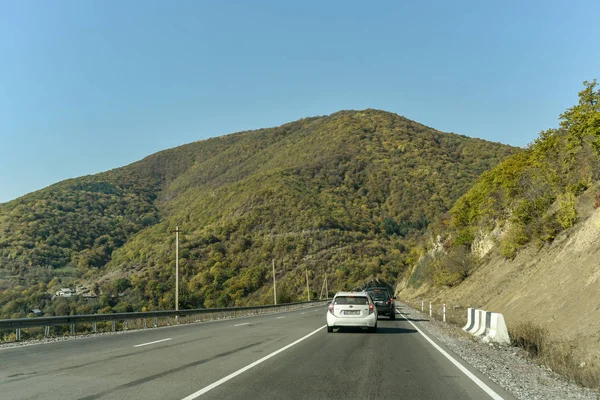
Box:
[334,296,369,305]
[366,290,389,300]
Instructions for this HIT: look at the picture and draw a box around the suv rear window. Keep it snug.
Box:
[334,296,370,305]
[365,289,391,300]
[367,291,389,300]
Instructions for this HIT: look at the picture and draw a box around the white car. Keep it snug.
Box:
[326,291,377,333]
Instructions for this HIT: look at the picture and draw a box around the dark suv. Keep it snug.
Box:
[364,287,396,320]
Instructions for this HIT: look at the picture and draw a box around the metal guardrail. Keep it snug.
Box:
[0,300,329,342]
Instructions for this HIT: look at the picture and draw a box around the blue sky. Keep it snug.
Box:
[1,0,599,203]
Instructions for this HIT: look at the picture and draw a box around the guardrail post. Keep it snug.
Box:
[92,322,97,333]
[154,317,158,327]
[143,319,147,329]
[71,323,76,335]
[443,304,446,323]
[186,315,189,324]
[45,326,50,337]
[125,320,129,330]
[16,328,21,341]
[167,317,171,326]
[112,321,116,332]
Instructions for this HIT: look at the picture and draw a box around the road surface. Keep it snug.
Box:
[0,304,515,399]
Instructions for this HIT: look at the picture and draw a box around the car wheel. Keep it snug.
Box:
[327,325,333,333]
[390,312,396,320]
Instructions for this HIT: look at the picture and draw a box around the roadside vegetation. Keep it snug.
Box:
[406,80,600,288]
[510,322,600,390]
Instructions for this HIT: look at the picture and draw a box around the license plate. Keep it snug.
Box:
[344,310,360,315]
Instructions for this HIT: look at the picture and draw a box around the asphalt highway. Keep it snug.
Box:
[0,304,516,400]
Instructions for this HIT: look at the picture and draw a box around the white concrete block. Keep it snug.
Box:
[468,309,482,334]
[463,308,475,332]
[482,313,510,345]
[473,310,491,336]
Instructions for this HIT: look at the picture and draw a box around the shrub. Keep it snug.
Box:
[535,214,562,244]
[499,223,528,259]
[556,192,577,229]
[510,321,548,357]
[454,228,475,247]
[432,246,476,287]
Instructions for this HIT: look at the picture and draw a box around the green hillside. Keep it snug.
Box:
[452,81,599,253]
[0,109,517,318]
[407,80,600,287]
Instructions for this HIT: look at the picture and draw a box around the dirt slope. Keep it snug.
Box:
[399,192,600,367]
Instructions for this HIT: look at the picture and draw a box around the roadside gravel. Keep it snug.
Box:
[398,302,600,400]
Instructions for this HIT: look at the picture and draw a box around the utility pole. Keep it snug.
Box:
[306,268,310,301]
[171,226,182,311]
[272,259,277,305]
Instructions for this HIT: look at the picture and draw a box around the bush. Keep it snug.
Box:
[534,214,562,244]
[454,228,475,247]
[510,321,548,357]
[499,223,529,259]
[557,192,577,229]
[432,246,476,287]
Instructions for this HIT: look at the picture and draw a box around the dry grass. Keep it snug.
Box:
[542,341,600,390]
[510,322,600,390]
[510,321,548,357]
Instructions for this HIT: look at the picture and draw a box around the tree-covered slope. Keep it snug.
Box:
[451,81,600,258]
[0,109,517,318]
[404,81,600,289]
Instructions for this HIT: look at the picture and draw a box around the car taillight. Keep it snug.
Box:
[328,303,335,315]
[369,304,374,314]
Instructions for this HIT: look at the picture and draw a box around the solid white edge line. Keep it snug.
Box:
[234,323,250,327]
[397,309,505,400]
[276,316,285,319]
[133,338,172,348]
[181,325,326,399]
[300,312,306,315]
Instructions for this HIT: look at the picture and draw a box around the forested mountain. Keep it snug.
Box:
[0,109,517,318]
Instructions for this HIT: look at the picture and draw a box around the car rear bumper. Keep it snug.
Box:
[326,312,377,328]
[375,306,395,315]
